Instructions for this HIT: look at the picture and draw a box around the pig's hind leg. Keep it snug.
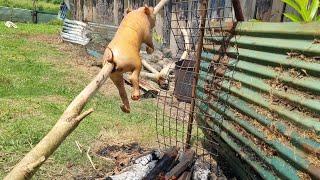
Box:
[130,65,142,101]
[102,47,113,65]
[110,72,131,113]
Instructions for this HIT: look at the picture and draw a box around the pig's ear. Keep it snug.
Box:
[144,5,151,15]
[125,8,132,15]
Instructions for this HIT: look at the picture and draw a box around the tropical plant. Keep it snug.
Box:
[282,0,320,22]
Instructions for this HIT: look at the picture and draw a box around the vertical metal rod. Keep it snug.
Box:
[232,0,244,21]
[185,0,208,149]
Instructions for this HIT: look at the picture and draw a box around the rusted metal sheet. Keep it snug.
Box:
[61,19,90,45]
[197,22,320,179]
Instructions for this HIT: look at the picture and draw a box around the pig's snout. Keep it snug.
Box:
[131,93,140,101]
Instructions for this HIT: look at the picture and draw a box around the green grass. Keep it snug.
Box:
[0,0,61,13]
[0,22,157,178]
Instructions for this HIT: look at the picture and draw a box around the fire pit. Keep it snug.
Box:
[105,147,226,180]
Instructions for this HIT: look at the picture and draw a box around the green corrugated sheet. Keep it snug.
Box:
[197,22,320,180]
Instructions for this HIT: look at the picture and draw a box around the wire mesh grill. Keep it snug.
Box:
[156,0,239,171]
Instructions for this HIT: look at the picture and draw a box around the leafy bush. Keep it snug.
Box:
[282,0,320,22]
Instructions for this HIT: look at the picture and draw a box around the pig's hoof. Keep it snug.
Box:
[146,46,154,54]
[120,105,130,113]
[131,94,140,101]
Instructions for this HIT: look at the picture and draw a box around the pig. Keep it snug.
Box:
[102,5,156,113]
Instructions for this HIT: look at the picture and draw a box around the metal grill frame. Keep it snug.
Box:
[155,0,239,176]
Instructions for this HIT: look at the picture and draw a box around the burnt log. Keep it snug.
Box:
[165,150,195,179]
[106,151,160,180]
[143,147,179,180]
[177,169,192,180]
[192,159,211,180]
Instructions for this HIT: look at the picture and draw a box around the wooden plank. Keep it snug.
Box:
[270,0,285,22]
[113,0,119,25]
[255,0,272,21]
[240,0,256,21]
[83,0,93,22]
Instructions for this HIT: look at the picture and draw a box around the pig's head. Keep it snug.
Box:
[140,5,156,28]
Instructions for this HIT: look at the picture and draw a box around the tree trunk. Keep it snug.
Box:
[4,63,114,180]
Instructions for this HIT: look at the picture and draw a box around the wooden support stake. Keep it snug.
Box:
[4,63,114,180]
[232,0,244,21]
[185,0,208,149]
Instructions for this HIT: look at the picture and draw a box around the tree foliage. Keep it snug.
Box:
[282,0,320,22]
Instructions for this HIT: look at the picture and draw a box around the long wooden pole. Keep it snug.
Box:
[185,0,208,149]
[4,63,114,180]
[231,0,244,21]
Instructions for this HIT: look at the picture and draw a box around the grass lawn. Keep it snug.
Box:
[0,22,158,179]
[0,0,60,13]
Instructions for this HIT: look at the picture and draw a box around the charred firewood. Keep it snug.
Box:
[143,147,179,180]
[192,158,211,180]
[177,168,193,180]
[165,149,195,179]
[105,151,160,180]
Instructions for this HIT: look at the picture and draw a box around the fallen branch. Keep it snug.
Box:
[141,60,173,90]
[123,74,159,98]
[142,59,159,74]
[75,141,83,153]
[86,147,97,170]
[180,27,192,60]
[4,63,114,180]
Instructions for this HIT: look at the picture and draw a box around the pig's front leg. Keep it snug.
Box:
[145,33,154,54]
[130,67,141,100]
[110,72,130,113]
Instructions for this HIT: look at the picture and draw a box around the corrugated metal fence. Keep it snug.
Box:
[196,22,320,179]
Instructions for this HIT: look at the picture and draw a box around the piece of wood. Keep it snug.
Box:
[232,0,244,21]
[4,63,114,180]
[142,59,160,74]
[123,74,159,98]
[185,0,208,149]
[107,151,160,180]
[140,71,158,81]
[143,147,179,180]
[113,0,119,25]
[239,0,256,21]
[153,0,170,15]
[165,149,195,179]
[192,158,211,180]
[255,0,273,21]
[177,170,192,180]
[107,161,157,180]
[270,0,285,22]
